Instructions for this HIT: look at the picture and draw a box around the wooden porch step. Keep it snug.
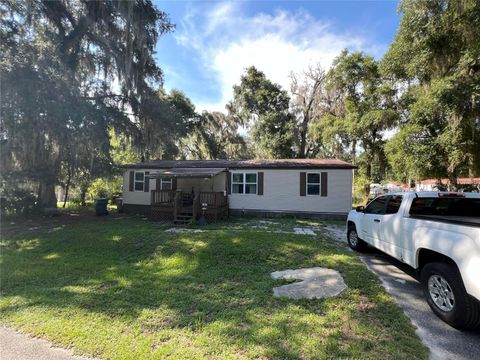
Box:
[174,220,192,226]
[174,218,192,223]
[174,211,193,226]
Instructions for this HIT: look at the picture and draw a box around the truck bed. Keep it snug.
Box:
[410,214,480,227]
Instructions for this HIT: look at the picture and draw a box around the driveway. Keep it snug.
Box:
[0,327,93,360]
[324,225,480,360]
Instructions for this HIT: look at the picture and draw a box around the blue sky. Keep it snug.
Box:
[154,1,401,112]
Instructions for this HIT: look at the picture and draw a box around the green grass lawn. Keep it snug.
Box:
[0,216,428,359]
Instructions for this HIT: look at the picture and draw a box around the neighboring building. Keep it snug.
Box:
[122,159,356,222]
[416,178,449,191]
[383,181,404,192]
[415,178,480,192]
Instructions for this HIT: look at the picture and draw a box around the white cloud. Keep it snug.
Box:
[175,2,383,112]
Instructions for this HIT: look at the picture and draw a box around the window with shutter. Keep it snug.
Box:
[231,172,258,194]
[257,172,264,195]
[134,171,145,191]
[144,171,149,192]
[129,171,134,192]
[321,172,328,197]
[307,173,320,195]
[160,177,173,190]
[300,172,306,196]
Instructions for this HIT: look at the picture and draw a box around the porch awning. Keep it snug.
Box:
[149,168,226,178]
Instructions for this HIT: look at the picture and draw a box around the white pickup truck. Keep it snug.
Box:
[347,192,480,329]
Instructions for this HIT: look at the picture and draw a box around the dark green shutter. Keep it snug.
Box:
[257,172,264,195]
[172,177,177,190]
[226,171,231,194]
[300,172,306,196]
[144,171,150,192]
[129,171,134,192]
[321,172,328,197]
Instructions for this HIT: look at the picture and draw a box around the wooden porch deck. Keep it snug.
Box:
[150,190,228,224]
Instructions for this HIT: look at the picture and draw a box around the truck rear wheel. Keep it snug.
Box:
[421,262,480,330]
[347,226,367,252]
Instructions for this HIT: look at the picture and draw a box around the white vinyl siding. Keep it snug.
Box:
[228,169,352,214]
[123,168,353,214]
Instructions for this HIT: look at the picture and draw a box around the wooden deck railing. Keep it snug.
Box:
[151,190,176,205]
[199,192,227,207]
[151,190,228,222]
[192,194,201,220]
[173,191,182,222]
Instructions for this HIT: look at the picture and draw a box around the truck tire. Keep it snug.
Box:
[347,225,367,252]
[421,262,480,330]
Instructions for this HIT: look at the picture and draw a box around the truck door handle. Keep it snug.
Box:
[374,219,381,223]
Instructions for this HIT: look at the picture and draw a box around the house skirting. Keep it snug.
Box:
[228,209,348,220]
[123,204,347,221]
[123,204,151,217]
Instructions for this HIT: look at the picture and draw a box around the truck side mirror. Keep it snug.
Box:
[356,206,365,212]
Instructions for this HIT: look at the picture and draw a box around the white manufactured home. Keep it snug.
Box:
[122,159,355,222]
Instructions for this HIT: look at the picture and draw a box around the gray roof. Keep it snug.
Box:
[149,168,226,178]
[126,159,356,170]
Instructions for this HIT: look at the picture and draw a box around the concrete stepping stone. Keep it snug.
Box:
[293,227,316,235]
[165,228,204,233]
[271,267,347,299]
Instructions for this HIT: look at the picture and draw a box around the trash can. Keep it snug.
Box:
[114,197,123,212]
[95,198,108,216]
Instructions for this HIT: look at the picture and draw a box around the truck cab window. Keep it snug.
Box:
[365,196,388,215]
[385,195,403,214]
[410,197,480,217]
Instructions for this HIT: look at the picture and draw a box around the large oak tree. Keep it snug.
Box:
[1,0,174,209]
[382,0,480,182]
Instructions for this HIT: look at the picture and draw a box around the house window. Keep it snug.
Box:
[307,173,320,195]
[232,173,244,194]
[232,172,257,194]
[160,177,172,190]
[134,171,145,191]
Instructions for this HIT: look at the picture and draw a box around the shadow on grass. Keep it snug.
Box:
[0,217,426,359]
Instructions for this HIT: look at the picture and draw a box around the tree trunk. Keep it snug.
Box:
[299,126,307,158]
[365,154,373,197]
[351,140,357,164]
[80,188,87,207]
[298,111,311,158]
[351,140,357,198]
[63,169,72,208]
[366,161,372,179]
[38,178,57,209]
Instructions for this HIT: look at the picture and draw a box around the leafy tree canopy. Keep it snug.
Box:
[0,0,174,209]
[317,50,398,183]
[382,0,480,180]
[230,67,294,158]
